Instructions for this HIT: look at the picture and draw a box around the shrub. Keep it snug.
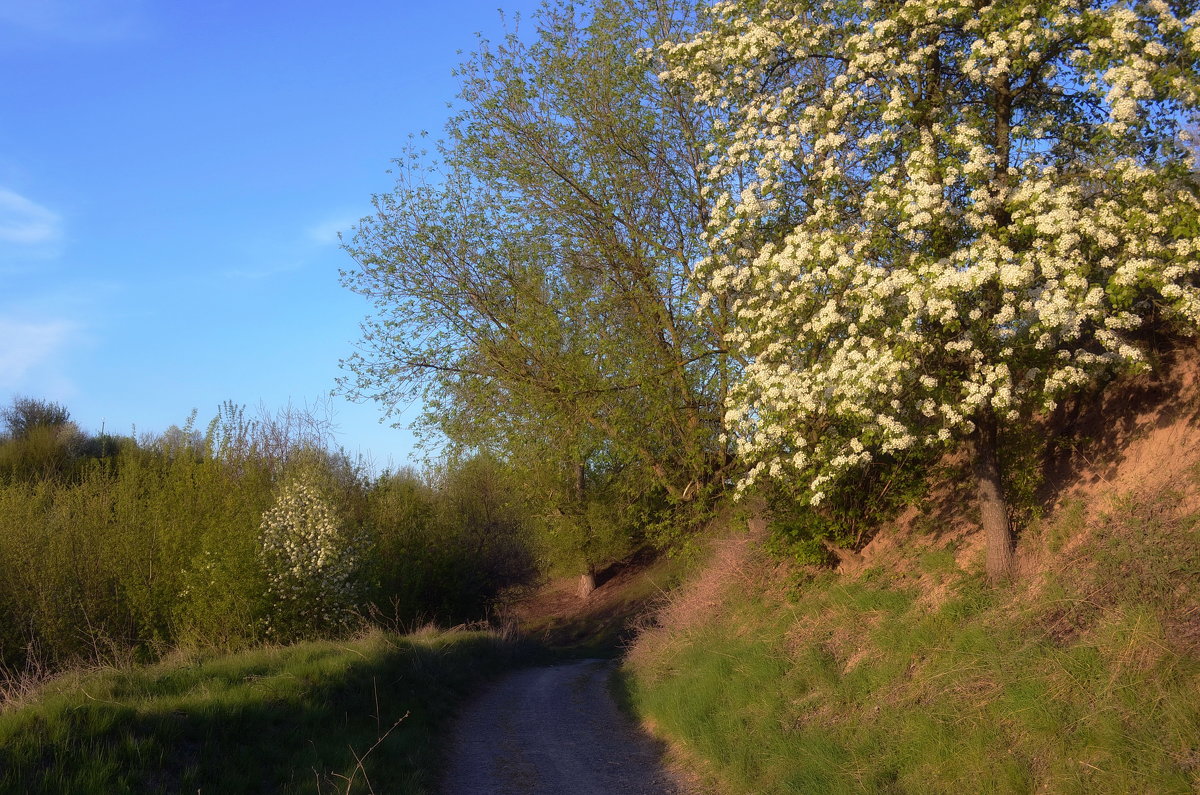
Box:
[259,472,371,641]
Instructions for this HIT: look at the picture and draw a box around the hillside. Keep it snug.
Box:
[623,347,1200,794]
[2,351,1196,793]
[503,547,691,656]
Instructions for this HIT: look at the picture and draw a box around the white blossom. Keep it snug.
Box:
[259,473,369,639]
[664,0,1200,504]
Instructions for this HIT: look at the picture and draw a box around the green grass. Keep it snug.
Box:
[0,628,531,794]
[624,491,1200,794]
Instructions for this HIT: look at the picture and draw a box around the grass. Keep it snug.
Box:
[0,627,532,794]
[624,489,1200,794]
[0,542,694,793]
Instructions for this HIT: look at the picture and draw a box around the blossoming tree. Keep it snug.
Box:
[259,473,368,639]
[665,0,1200,580]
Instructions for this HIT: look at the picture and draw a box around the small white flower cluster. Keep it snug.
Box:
[664,0,1200,504]
[258,474,368,639]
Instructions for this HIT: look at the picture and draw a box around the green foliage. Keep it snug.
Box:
[0,424,87,485]
[0,423,275,670]
[765,452,931,566]
[365,468,442,621]
[0,400,540,683]
[524,452,664,575]
[422,454,537,618]
[997,422,1050,528]
[0,396,71,440]
[340,0,737,562]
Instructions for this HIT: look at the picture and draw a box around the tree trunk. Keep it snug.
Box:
[578,569,596,600]
[971,411,1015,583]
[574,461,595,600]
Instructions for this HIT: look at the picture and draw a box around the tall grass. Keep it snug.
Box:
[624,490,1200,793]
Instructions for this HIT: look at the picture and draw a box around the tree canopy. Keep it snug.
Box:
[1,397,71,440]
[341,0,739,559]
[663,0,1200,579]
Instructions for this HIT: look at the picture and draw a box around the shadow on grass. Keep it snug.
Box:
[516,547,686,661]
[0,631,536,794]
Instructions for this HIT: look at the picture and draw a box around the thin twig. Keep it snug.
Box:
[342,710,411,795]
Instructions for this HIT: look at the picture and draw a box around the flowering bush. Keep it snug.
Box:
[259,474,369,640]
[663,0,1200,578]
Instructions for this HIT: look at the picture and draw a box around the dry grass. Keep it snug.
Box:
[0,658,54,713]
[624,508,780,673]
[496,544,693,656]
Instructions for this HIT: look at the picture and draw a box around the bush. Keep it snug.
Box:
[765,452,930,566]
[259,472,370,641]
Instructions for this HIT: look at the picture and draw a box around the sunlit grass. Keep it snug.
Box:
[624,492,1200,794]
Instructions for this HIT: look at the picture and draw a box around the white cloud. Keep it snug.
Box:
[306,216,357,246]
[0,317,76,390]
[0,0,148,43]
[0,188,61,247]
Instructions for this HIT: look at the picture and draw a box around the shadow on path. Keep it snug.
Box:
[441,659,684,795]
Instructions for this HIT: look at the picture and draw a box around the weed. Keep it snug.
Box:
[918,549,958,578]
[1047,498,1086,554]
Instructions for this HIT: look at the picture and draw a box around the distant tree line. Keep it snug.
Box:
[0,397,534,677]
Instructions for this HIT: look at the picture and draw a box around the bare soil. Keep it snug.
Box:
[502,547,679,653]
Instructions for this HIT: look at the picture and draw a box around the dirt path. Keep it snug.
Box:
[440,659,685,795]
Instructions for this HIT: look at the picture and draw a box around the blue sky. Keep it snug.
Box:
[0,0,541,471]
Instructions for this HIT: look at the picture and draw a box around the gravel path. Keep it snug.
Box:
[440,659,684,795]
